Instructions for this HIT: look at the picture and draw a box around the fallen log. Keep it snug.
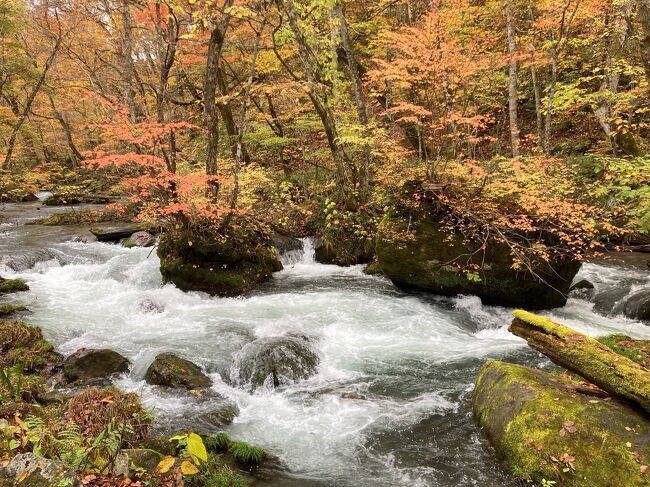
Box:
[509,309,650,413]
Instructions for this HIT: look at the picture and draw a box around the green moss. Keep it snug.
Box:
[473,360,650,486]
[597,334,650,367]
[185,453,248,487]
[0,304,28,317]
[0,279,29,294]
[157,217,281,297]
[204,432,265,468]
[510,311,650,412]
[376,213,579,309]
[0,321,61,373]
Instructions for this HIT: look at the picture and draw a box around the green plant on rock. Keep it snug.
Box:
[0,278,29,294]
[204,432,265,468]
[0,304,27,317]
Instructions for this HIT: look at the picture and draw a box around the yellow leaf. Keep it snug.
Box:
[187,432,208,464]
[180,460,199,475]
[17,471,28,482]
[156,455,176,474]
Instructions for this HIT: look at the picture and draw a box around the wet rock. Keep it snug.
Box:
[63,348,130,382]
[376,211,580,309]
[145,352,212,390]
[72,233,98,243]
[569,279,594,292]
[473,360,650,486]
[0,453,82,486]
[37,389,74,405]
[314,237,374,266]
[230,336,319,391]
[124,231,155,248]
[0,249,59,271]
[44,193,112,206]
[363,261,384,276]
[194,400,239,431]
[272,232,303,254]
[90,224,146,242]
[623,289,650,322]
[112,449,164,476]
[139,298,164,313]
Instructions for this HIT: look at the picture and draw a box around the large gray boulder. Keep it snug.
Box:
[623,289,650,322]
[144,352,212,390]
[0,453,81,486]
[230,336,319,391]
[63,348,130,382]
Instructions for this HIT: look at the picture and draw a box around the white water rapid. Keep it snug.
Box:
[2,202,650,486]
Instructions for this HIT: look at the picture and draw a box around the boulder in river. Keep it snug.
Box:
[623,289,650,322]
[90,224,147,242]
[230,336,319,391]
[0,453,82,486]
[376,211,581,309]
[0,277,29,294]
[0,249,60,272]
[124,231,155,248]
[157,218,282,297]
[272,232,303,254]
[314,237,374,266]
[144,352,212,390]
[63,348,130,382]
[473,360,650,486]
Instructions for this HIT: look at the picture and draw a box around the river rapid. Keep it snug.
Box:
[2,200,650,487]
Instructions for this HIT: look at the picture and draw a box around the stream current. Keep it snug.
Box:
[2,200,650,486]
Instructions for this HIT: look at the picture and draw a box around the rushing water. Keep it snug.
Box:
[2,201,650,486]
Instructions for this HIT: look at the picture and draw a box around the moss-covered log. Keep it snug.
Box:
[473,360,650,486]
[509,310,650,413]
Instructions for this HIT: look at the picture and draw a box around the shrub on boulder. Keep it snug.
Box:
[0,278,29,294]
[157,216,282,296]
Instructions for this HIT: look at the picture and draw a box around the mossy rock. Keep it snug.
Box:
[473,360,650,486]
[597,334,650,367]
[144,352,212,390]
[157,218,282,297]
[314,236,374,266]
[376,213,580,309]
[0,278,29,294]
[0,303,28,317]
[63,348,130,382]
[0,320,61,372]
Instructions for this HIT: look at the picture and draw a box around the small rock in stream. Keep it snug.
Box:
[145,352,212,389]
[63,348,130,382]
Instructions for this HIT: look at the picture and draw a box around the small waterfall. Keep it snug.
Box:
[279,237,316,266]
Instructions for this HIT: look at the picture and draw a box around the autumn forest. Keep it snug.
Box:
[1,0,650,486]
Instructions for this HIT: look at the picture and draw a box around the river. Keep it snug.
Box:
[1,200,649,486]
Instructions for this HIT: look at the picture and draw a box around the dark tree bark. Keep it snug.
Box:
[639,2,650,96]
[203,0,233,198]
[505,0,519,157]
[122,0,136,122]
[48,95,82,167]
[335,1,371,196]
[3,33,62,169]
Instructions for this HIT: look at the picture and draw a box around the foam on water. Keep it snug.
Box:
[3,223,650,486]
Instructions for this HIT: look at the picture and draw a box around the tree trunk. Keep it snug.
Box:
[154,2,178,174]
[3,36,61,169]
[277,0,356,209]
[509,310,650,413]
[216,67,251,163]
[122,0,136,123]
[204,4,232,198]
[543,46,557,157]
[506,0,520,157]
[639,2,650,95]
[335,1,371,196]
[48,95,82,168]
